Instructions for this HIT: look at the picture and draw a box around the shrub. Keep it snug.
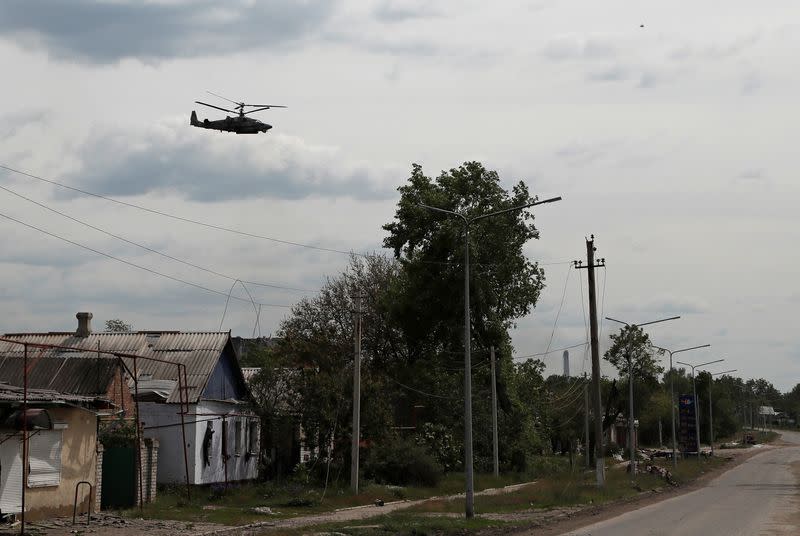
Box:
[415,423,461,472]
[364,437,443,487]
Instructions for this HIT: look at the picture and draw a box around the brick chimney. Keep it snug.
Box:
[76,312,93,337]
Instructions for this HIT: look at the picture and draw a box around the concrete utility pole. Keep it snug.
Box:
[628,353,636,475]
[419,197,561,519]
[350,293,363,493]
[574,236,606,486]
[491,346,499,477]
[420,195,562,517]
[584,382,590,468]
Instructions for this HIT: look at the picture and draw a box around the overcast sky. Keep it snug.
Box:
[1,0,798,389]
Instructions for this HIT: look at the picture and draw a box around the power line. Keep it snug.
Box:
[543,263,572,356]
[0,163,364,257]
[387,376,460,400]
[0,182,316,294]
[513,341,589,360]
[0,209,292,309]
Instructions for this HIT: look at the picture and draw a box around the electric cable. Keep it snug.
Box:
[0,163,364,257]
[0,182,316,293]
[0,209,291,309]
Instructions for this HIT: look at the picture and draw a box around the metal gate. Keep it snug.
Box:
[101,447,136,509]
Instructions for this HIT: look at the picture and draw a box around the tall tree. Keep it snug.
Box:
[382,161,547,355]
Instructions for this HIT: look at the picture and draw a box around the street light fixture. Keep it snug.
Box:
[419,195,562,518]
[707,369,737,456]
[605,316,680,476]
[651,343,711,467]
[676,358,725,457]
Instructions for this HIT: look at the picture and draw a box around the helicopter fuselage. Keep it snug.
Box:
[190,111,271,134]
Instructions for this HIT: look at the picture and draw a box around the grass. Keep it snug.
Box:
[120,471,543,526]
[405,456,728,515]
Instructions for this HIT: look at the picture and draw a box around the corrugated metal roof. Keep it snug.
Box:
[0,383,98,404]
[0,355,118,395]
[0,331,231,404]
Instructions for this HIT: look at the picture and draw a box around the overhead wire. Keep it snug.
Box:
[543,263,572,356]
[0,182,316,293]
[512,341,589,360]
[0,163,364,257]
[0,209,291,309]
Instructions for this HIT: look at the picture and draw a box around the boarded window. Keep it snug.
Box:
[28,430,62,488]
[248,420,259,454]
[234,420,242,455]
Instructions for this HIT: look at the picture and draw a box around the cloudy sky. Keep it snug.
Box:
[1,0,798,388]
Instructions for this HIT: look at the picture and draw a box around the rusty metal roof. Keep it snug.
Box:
[0,332,231,404]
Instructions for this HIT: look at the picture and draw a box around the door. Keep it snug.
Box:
[101,447,136,509]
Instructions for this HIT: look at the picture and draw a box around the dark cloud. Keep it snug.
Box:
[0,0,336,63]
[62,120,396,202]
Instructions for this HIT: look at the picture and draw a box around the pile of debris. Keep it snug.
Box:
[642,464,678,486]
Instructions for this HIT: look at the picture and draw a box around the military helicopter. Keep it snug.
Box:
[190,91,286,134]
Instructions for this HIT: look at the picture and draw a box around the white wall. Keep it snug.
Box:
[193,400,259,485]
[140,402,197,484]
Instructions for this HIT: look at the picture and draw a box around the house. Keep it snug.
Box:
[0,353,128,521]
[2,312,259,487]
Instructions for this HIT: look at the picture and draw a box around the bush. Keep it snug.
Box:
[364,437,443,487]
[603,441,622,457]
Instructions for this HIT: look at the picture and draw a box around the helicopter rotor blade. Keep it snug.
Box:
[206,91,243,107]
[244,104,287,108]
[243,107,275,115]
[195,101,236,114]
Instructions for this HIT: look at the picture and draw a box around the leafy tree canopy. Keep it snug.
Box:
[603,325,663,383]
[104,318,132,332]
[382,161,546,354]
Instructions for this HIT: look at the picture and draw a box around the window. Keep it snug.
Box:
[28,430,62,487]
[248,420,259,454]
[234,420,242,456]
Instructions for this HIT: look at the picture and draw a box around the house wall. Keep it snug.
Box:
[140,402,197,484]
[193,400,259,485]
[203,347,247,401]
[25,407,98,521]
[104,365,135,417]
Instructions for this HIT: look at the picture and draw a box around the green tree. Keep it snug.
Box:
[382,161,546,355]
[104,318,132,332]
[604,325,663,381]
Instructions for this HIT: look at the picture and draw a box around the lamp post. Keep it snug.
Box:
[420,195,562,518]
[706,369,737,456]
[651,344,711,468]
[676,358,725,457]
[605,316,680,477]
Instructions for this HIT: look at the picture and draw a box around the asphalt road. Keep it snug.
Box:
[560,431,800,536]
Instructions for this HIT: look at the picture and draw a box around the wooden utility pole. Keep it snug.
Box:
[491,346,499,477]
[575,236,606,486]
[350,293,363,493]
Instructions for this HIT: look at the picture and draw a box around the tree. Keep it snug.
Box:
[104,318,132,332]
[604,325,663,382]
[382,161,546,355]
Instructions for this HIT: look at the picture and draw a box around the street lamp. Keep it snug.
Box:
[651,344,711,468]
[420,195,562,518]
[605,316,680,476]
[706,369,737,456]
[675,358,725,457]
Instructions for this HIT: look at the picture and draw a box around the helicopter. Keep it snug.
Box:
[190,91,286,134]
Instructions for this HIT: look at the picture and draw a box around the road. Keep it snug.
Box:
[559,431,800,536]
